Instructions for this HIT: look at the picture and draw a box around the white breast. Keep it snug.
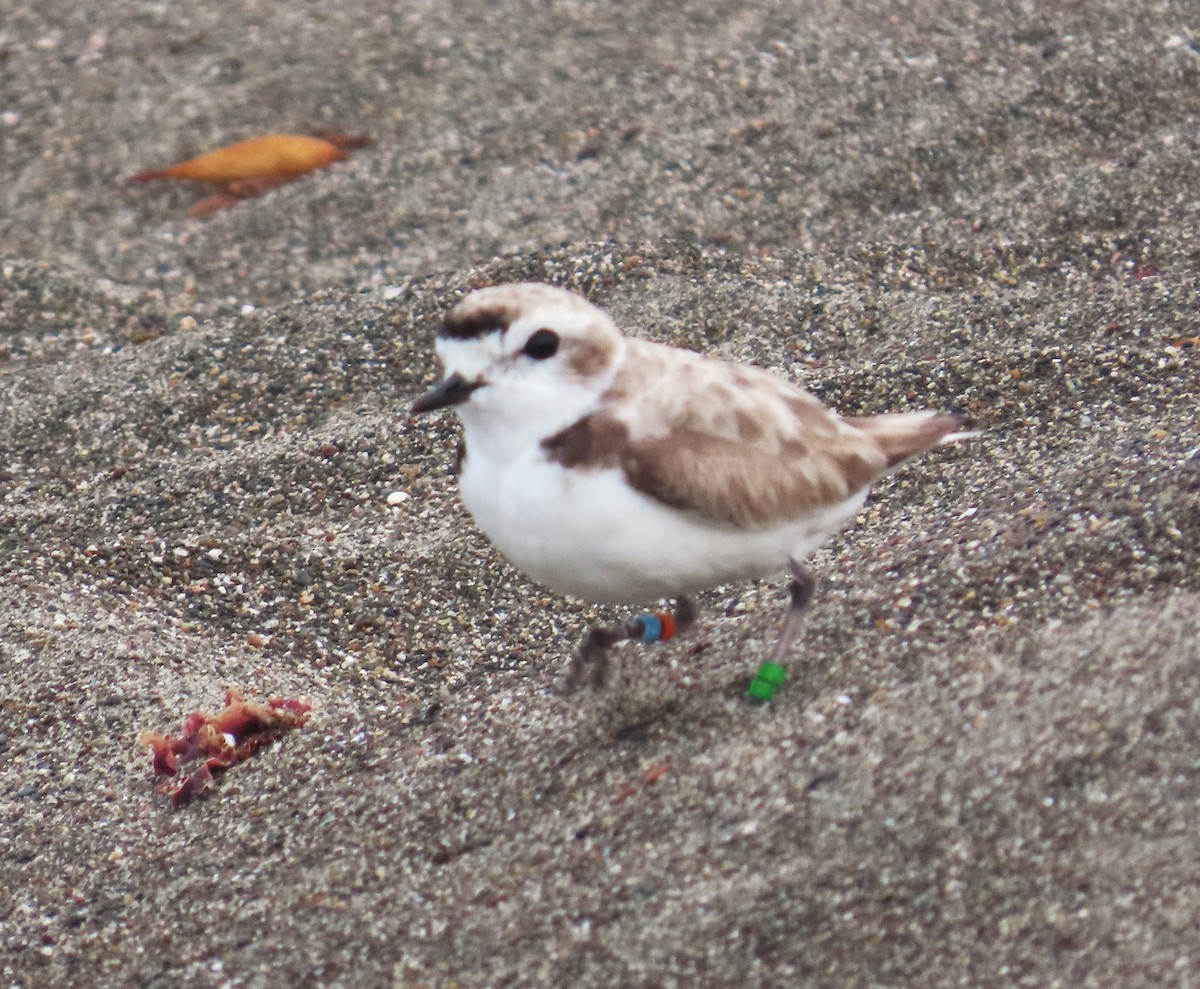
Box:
[458,446,866,605]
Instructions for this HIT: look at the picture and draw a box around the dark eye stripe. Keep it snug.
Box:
[441,305,515,340]
[522,329,560,360]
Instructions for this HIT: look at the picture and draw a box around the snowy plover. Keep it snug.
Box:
[411,283,973,690]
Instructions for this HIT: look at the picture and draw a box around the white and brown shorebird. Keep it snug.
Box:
[411,283,973,691]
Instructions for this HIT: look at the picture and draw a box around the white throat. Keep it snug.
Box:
[439,336,624,463]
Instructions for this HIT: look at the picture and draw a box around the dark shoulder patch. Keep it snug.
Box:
[441,305,514,340]
[454,437,468,475]
[541,414,630,469]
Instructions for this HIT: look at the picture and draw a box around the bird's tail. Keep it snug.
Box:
[846,411,977,469]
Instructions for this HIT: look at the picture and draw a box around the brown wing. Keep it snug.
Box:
[542,341,892,529]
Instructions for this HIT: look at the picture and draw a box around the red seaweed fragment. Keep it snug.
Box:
[138,687,312,806]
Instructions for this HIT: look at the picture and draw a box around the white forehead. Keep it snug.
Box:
[434,333,503,380]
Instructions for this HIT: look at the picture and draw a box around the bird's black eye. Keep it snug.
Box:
[522,329,560,360]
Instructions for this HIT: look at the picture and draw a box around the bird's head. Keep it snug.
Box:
[411,283,626,451]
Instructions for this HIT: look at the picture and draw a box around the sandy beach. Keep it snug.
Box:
[2,1,1199,985]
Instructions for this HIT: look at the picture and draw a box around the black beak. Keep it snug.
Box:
[410,372,483,415]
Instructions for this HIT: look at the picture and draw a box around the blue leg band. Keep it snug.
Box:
[639,614,663,644]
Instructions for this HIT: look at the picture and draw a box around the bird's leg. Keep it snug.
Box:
[562,596,699,692]
[563,616,646,692]
[769,561,815,664]
[674,595,698,636]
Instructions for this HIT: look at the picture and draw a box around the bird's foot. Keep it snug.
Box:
[561,597,698,693]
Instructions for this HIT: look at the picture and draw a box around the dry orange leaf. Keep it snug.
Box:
[130,133,371,217]
[132,133,359,184]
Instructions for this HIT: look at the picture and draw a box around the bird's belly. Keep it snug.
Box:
[459,453,865,605]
